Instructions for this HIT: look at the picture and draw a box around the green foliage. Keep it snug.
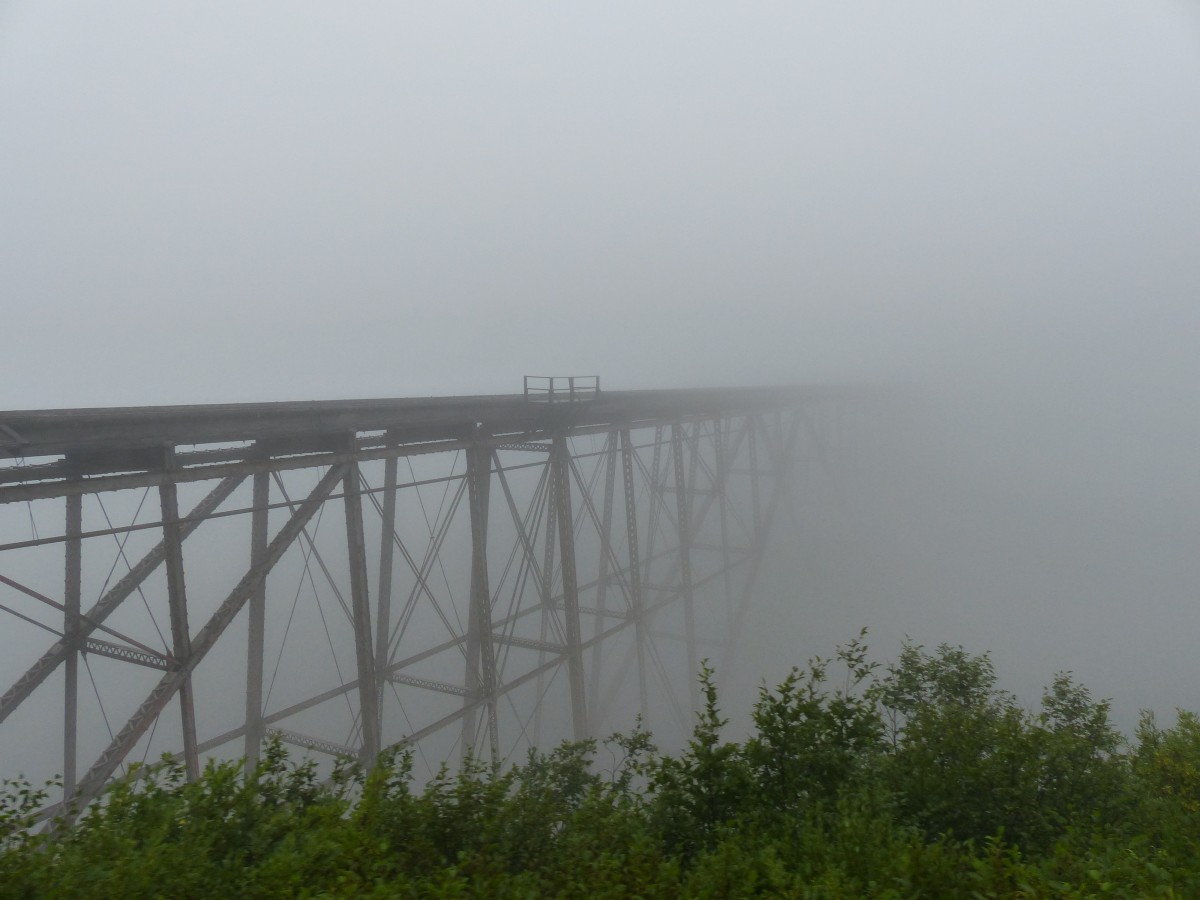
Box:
[744,628,884,819]
[647,661,753,857]
[4,631,1200,897]
[878,641,1127,854]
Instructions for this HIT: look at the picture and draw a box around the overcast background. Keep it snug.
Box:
[3,2,1200,740]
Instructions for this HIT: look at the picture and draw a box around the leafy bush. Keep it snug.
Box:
[3,631,1199,897]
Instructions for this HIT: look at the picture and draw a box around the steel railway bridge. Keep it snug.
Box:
[0,381,855,820]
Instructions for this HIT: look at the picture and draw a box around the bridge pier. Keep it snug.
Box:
[244,470,269,776]
[463,440,498,762]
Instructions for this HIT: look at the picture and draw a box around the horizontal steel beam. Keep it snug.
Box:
[266,728,357,759]
[386,672,472,697]
[0,387,839,463]
[83,639,170,670]
[492,634,562,654]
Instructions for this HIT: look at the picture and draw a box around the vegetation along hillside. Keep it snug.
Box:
[4,631,1199,898]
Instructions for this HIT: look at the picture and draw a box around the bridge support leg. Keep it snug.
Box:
[463,442,499,762]
[749,416,763,543]
[620,428,649,722]
[343,460,379,766]
[533,467,555,748]
[375,455,398,742]
[588,432,617,734]
[726,412,802,661]
[671,423,699,711]
[245,470,268,776]
[552,435,588,741]
[714,418,733,627]
[160,474,199,782]
[63,491,81,798]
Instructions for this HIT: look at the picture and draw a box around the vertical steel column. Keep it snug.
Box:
[244,470,269,776]
[748,416,763,544]
[63,491,81,797]
[374,454,398,739]
[671,423,699,710]
[713,417,734,624]
[552,435,589,740]
[463,442,499,762]
[726,410,803,665]
[686,421,701,516]
[588,432,618,732]
[643,426,665,589]
[533,465,556,748]
[159,466,199,782]
[620,428,649,720]
[343,460,380,765]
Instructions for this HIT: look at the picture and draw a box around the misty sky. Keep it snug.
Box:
[2,3,1200,743]
[2,3,1197,407]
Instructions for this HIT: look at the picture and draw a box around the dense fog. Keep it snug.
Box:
[2,2,1199,775]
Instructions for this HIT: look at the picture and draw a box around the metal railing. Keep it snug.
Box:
[523,375,601,403]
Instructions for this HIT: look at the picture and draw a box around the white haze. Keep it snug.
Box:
[2,2,1200,742]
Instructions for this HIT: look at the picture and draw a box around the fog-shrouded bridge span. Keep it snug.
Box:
[0,382,859,821]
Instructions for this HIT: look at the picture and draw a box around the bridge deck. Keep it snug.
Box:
[0,386,836,463]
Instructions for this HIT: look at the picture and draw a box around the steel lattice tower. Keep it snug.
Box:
[0,383,853,822]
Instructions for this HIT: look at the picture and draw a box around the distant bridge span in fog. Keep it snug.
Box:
[0,381,861,821]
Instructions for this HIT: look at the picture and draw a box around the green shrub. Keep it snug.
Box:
[2,631,1195,897]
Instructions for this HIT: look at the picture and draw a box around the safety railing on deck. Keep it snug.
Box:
[523,376,601,403]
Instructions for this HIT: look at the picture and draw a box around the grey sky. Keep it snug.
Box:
[2,3,1200,749]
[3,3,1197,406]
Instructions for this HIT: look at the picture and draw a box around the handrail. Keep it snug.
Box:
[523,376,601,403]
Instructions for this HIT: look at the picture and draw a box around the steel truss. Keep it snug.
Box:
[0,387,851,821]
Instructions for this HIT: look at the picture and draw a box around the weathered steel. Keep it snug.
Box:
[671,423,699,712]
[0,386,856,821]
[342,459,380,764]
[387,672,471,697]
[63,491,81,796]
[0,474,243,725]
[268,728,357,760]
[244,470,269,775]
[159,470,199,782]
[83,638,169,670]
[726,413,803,663]
[0,388,826,464]
[66,466,345,813]
[374,455,398,735]
[552,435,589,740]
[587,435,618,732]
[620,427,649,720]
[533,455,557,748]
[463,441,499,762]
